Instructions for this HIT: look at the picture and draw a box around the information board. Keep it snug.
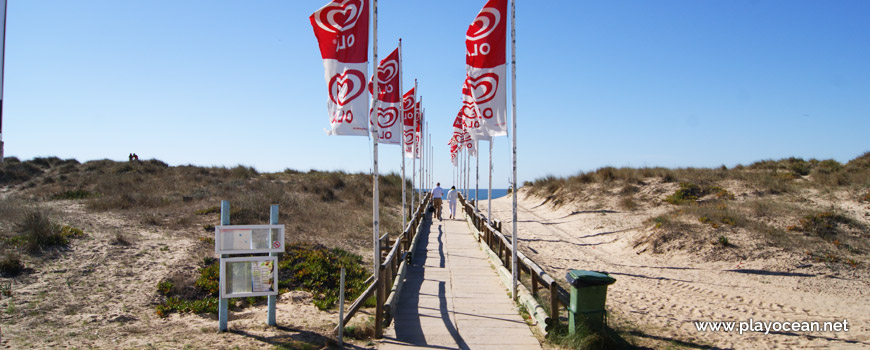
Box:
[214,225,285,255]
[219,256,279,298]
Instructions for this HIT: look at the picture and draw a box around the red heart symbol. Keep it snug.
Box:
[375,106,399,128]
[378,59,398,85]
[314,0,364,34]
[403,129,415,145]
[461,101,479,120]
[328,70,366,106]
[465,73,499,104]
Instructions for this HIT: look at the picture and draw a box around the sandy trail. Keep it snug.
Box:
[483,193,870,349]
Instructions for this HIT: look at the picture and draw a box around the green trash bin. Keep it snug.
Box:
[565,270,616,333]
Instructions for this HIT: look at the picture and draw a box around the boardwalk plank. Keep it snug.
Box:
[380,213,542,350]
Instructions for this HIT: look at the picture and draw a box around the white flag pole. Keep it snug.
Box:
[420,99,424,194]
[510,0,519,301]
[372,0,380,280]
[399,39,406,229]
[488,139,493,224]
[411,80,417,208]
[475,139,479,213]
[0,0,7,162]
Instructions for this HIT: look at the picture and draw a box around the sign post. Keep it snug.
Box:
[215,201,285,331]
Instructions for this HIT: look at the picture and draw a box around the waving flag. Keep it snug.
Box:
[310,0,369,136]
[414,101,423,159]
[466,0,507,137]
[402,87,417,158]
[461,77,492,143]
[368,47,402,144]
[451,108,477,158]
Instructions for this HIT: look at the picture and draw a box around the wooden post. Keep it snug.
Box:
[550,282,559,328]
[267,204,279,326]
[531,272,538,297]
[219,200,230,331]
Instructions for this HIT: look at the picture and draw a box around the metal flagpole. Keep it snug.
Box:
[510,0,519,300]
[0,0,7,162]
[399,39,406,230]
[475,140,479,213]
[411,80,417,210]
[488,139,493,223]
[419,99,424,195]
[372,0,380,280]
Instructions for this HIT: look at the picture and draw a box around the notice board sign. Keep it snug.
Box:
[214,225,285,255]
[220,256,279,298]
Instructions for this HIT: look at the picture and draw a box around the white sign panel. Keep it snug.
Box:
[214,225,285,255]
[220,256,279,298]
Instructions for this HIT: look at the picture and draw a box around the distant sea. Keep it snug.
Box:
[420,188,509,200]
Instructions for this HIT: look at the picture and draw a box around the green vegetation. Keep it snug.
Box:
[155,243,370,317]
[51,189,95,200]
[546,322,632,350]
[0,253,24,276]
[787,211,859,239]
[279,242,370,310]
[8,211,85,253]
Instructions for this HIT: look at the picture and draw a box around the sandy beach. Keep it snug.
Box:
[483,189,870,349]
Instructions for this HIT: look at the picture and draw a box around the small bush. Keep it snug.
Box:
[0,254,25,276]
[195,206,221,215]
[52,190,95,200]
[718,236,730,247]
[157,280,174,296]
[788,211,852,238]
[665,183,707,205]
[279,243,369,310]
[110,232,131,246]
[15,211,67,253]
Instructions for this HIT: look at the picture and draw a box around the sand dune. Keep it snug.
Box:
[484,189,870,349]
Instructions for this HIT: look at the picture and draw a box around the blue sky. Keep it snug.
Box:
[4,1,869,188]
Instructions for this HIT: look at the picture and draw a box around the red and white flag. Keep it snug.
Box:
[451,109,477,158]
[310,0,369,136]
[402,87,417,158]
[368,47,402,144]
[466,0,507,138]
[461,77,492,143]
[414,101,423,159]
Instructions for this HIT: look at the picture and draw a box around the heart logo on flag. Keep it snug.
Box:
[378,59,398,85]
[403,129,415,145]
[466,7,501,41]
[315,0,364,34]
[461,101,479,120]
[466,73,499,104]
[376,106,399,128]
[403,95,415,111]
[328,70,366,106]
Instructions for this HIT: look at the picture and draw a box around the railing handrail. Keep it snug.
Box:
[457,192,568,331]
[336,192,432,337]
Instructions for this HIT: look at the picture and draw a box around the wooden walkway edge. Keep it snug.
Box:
[379,211,542,350]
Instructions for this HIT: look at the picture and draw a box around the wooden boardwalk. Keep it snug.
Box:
[379,211,542,350]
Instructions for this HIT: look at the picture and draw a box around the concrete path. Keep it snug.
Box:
[379,211,542,350]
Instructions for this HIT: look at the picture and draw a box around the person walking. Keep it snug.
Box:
[446,186,458,219]
[432,182,444,221]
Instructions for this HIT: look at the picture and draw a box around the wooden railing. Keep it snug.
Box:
[458,193,569,333]
[334,192,432,337]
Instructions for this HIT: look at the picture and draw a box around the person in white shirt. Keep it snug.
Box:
[432,183,444,221]
[446,186,459,219]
